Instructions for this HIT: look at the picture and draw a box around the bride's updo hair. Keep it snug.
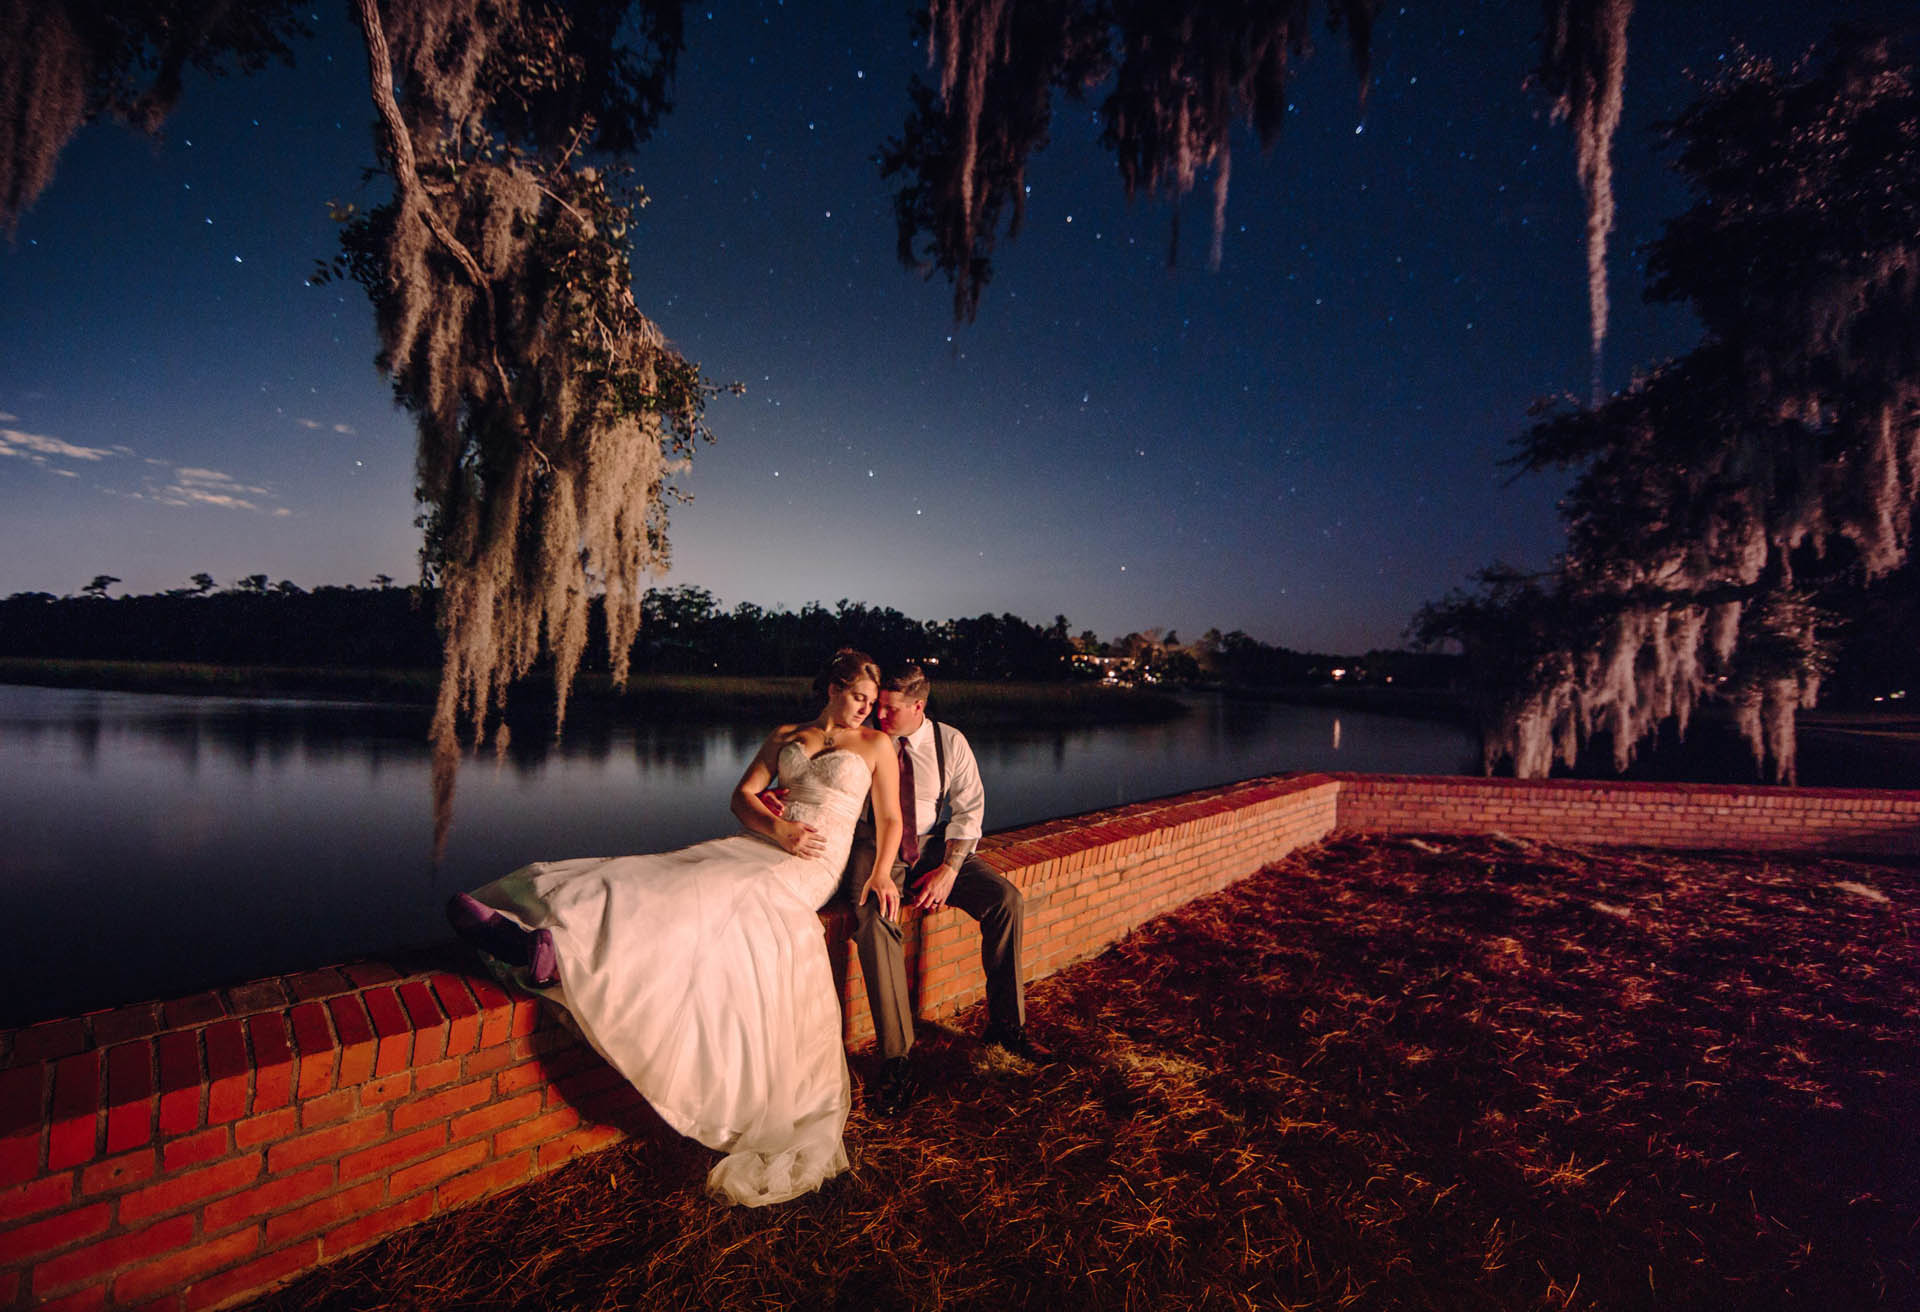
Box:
[815,647,881,700]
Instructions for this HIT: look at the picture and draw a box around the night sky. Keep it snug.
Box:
[0,2,1884,652]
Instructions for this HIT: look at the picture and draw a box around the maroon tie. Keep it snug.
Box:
[896,736,919,867]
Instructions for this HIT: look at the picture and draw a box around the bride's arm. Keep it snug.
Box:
[731,728,827,859]
[857,734,905,919]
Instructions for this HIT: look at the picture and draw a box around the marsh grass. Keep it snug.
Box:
[249,835,1918,1311]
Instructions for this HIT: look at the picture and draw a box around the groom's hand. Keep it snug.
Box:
[911,865,959,911]
[774,818,825,859]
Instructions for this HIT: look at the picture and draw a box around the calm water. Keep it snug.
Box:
[0,683,1477,1025]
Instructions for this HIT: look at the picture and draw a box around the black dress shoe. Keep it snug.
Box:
[871,1056,917,1115]
[982,1021,1048,1062]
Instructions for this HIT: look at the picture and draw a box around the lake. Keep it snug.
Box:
[0,682,1478,1025]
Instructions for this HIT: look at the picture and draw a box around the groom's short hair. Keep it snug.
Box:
[883,664,930,702]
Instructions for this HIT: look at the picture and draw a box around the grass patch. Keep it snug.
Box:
[249,835,1918,1311]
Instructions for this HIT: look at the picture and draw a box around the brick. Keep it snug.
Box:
[161,992,226,1031]
[289,1002,338,1100]
[156,1126,229,1175]
[436,1150,532,1210]
[48,1051,101,1169]
[430,974,481,1057]
[340,1123,448,1183]
[204,1020,249,1125]
[536,1124,621,1170]
[397,980,449,1064]
[286,968,351,1001]
[496,1059,550,1097]
[183,1239,320,1312]
[248,1014,294,1112]
[104,1042,155,1154]
[80,1148,158,1195]
[263,1178,383,1245]
[32,1212,191,1296]
[12,1018,88,1065]
[464,1043,514,1076]
[507,998,542,1039]
[156,1031,202,1137]
[0,1199,111,1264]
[0,1171,74,1223]
[120,1151,261,1224]
[265,1114,386,1174]
[451,1090,540,1142]
[495,1105,578,1156]
[32,1287,106,1312]
[91,1004,163,1049]
[393,1077,492,1133]
[201,1161,334,1234]
[325,996,376,1087]
[224,979,289,1017]
[389,1137,486,1197]
[363,988,413,1077]
[414,1056,461,1092]
[468,978,515,1048]
[113,1225,258,1303]
[299,1090,355,1130]
[361,1071,413,1106]
[322,1190,433,1256]
[233,1106,299,1150]
[340,961,400,988]
[0,1062,46,1187]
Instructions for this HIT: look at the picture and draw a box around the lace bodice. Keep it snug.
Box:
[776,742,869,820]
[772,742,869,888]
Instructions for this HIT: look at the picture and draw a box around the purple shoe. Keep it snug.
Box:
[448,893,561,988]
[527,929,559,989]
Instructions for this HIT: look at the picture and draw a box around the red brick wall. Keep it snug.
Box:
[0,773,1338,1311]
[5,770,1917,1310]
[1332,773,1920,855]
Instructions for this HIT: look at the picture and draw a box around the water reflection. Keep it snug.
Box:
[0,683,1478,1025]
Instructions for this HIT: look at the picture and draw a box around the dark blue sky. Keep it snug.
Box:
[0,2,1879,651]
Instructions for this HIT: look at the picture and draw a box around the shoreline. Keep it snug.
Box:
[0,657,1188,728]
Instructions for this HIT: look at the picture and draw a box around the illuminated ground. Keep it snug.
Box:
[251,835,1919,1311]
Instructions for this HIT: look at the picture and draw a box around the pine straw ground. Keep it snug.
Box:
[253,836,1919,1312]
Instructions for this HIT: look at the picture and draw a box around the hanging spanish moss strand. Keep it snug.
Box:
[349,0,709,855]
[896,1,1374,316]
[1539,0,1634,404]
[0,0,306,235]
[1424,32,1920,788]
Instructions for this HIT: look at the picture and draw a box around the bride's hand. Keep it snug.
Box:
[860,871,901,921]
[774,818,826,859]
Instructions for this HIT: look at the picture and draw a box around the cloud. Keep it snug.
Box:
[0,412,16,422]
[0,427,116,463]
[294,418,358,435]
[150,465,281,513]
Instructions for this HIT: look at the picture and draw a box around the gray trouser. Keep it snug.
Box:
[846,832,1024,1060]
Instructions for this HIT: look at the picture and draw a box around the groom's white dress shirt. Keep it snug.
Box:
[898,718,985,852]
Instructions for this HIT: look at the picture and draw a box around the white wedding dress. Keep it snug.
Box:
[465,741,864,1206]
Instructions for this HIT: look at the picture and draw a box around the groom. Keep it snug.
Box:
[849,662,1040,1113]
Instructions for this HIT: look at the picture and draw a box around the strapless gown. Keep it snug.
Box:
[465,741,865,1206]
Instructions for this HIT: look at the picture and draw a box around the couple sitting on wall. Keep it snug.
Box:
[446,650,1040,1206]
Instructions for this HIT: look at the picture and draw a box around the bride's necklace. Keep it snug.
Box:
[821,720,840,750]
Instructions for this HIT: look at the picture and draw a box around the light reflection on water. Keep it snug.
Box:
[0,683,1477,1025]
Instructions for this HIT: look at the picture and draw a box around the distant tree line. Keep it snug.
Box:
[0,576,1457,690]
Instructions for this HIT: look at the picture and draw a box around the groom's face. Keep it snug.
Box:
[876,691,926,738]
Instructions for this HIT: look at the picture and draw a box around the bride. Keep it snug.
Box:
[447,649,904,1206]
